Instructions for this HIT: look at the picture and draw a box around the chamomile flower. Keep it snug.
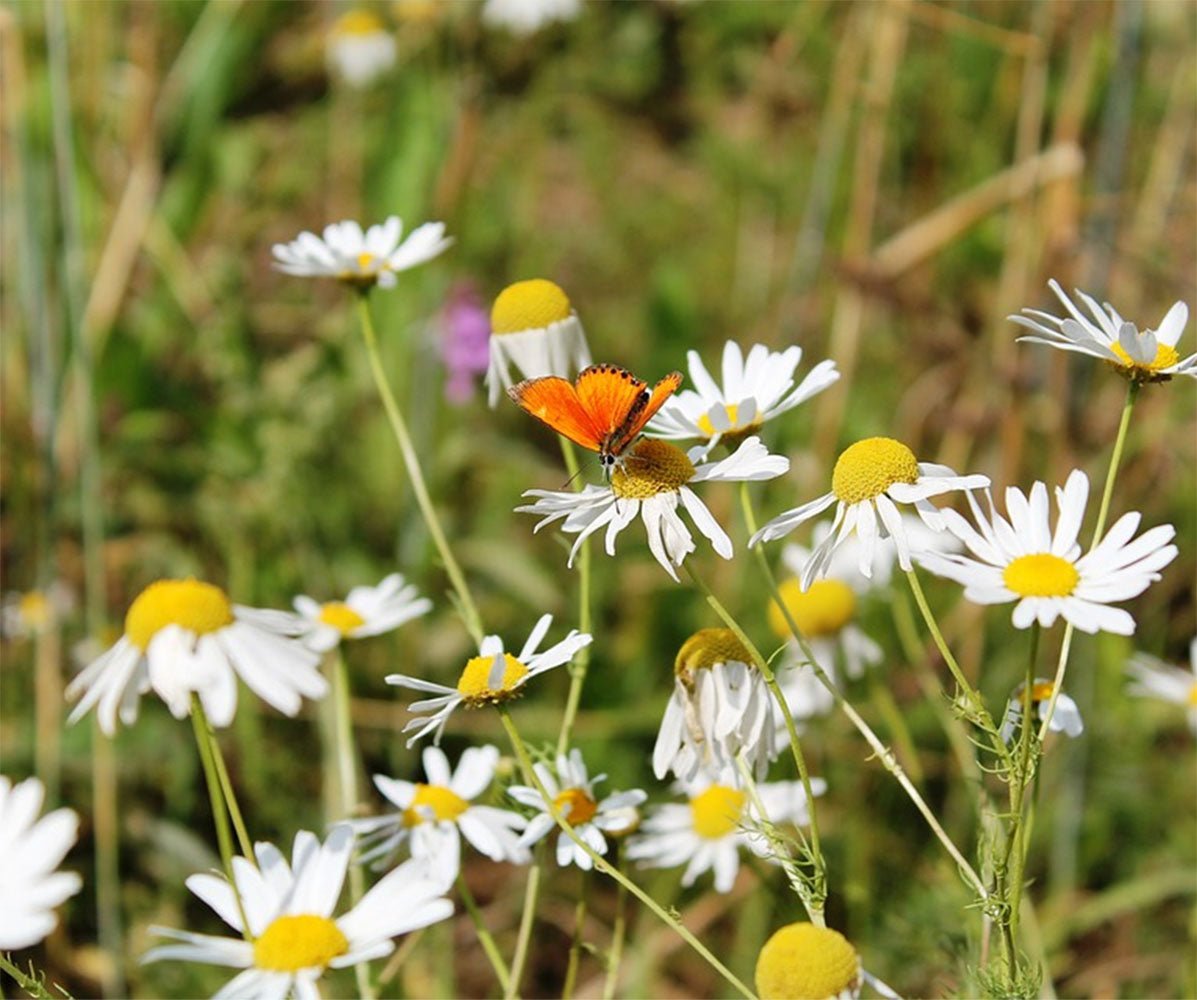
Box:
[751,437,988,588]
[653,628,778,783]
[507,749,646,870]
[1010,279,1195,383]
[1,582,74,639]
[998,680,1084,743]
[387,614,591,746]
[352,745,529,886]
[755,922,863,1000]
[648,341,839,453]
[0,776,82,950]
[143,825,453,998]
[271,216,451,289]
[481,0,581,35]
[485,279,592,407]
[626,774,824,893]
[1126,637,1197,733]
[66,578,326,735]
[292,573,431,653]
[326,9,397,88]
[919,470,1177,634]
[518,436,788,581]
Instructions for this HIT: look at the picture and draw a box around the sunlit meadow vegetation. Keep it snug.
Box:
[1,1,1195,998]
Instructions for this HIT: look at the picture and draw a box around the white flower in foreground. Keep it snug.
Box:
[919,470,1177,635]
[66,579,325,735]
[326,9,397,88]
[998,680,1084,744]
[751,437,988,588]
[649,340,839,453]
[0,776,82,950]
[519,436,788,581]
[1126,637,1197,734]
[143,826,452,998]
[627,774,824,893]
[352,745,528,886]
[485,278,592,407]
[1,581,74,639]
[387,614,591,746]
[508,749,646,870]
[293,573,431,653]
[1010,279,1195,382]
[271,216,451,289]
[653,628,777,783]
[482,0,581,35]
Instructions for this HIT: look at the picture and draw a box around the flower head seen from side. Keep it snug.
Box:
[755,922,864,1000]
[271,216,451,289]
[143,825,453,998]
[66,579,326,735]
[293,573,431,653]
[352,744,529,887]
[1,582,74,639]
[440,282,492,404]
[653,628,777,783]
[0,776,82,950]
[485,279,592,407]
[1126,637,1197,734]
[998,680,1085,744]
[507,749,646,870]
[326,9,397,88]
[751,437,989,588]
[518,436,789,582]
[1010,279,1194,383]
[386,614,591,746]
[648,341,839,453]
[919,470,1177,635]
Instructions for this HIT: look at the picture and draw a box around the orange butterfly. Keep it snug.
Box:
[508,364,684,472]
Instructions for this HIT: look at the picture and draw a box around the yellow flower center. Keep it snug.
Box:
[1188,682,1197,709]
[356,251,377,271]
[402,784,470,826]
[18,591,51,628]
[456,652,530,704]
[125,579,234,652]
[318,602,366,635]
[768,578,856,640]
[491,279,572,335]
[695,403,762,439]
[831,437,919,505]
[252,914,349,972]
[755,922,861,1000]
[674,628,753,682]
[1029,681,1056,702]
[610,439,695,499]
[1002,553,1079,598]
[553,787,598,826]
[332,9,387,37]
[1110,341,1179,373]
[690,785,745,840]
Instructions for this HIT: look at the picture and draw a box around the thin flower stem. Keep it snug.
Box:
[208,725,255,863]
[602,844,629,1000]
[556,437,593,757]
[0,954,54,999]
[1005,627,1042,978]
[457,871,512,993]
[354,293,484,645]
[562,870,591,999]
[497,707,757,1000]
[507,858,541,1000]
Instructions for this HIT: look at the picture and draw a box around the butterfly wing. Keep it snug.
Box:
[508,376,604,452]
[608,370,684,454]
[573,365,650,445]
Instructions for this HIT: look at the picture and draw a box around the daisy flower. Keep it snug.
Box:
[352,744,529,886]
[271,216,451,289]
[481,0,581,35]
[485,279,592,407]
[292,573,431,653]
[626,774,824,893]
[143,825,453,998]
[1010,279,1194,383]
[919,470,1177,634]
[998,680,1084,743]
[507,749,647,870]
[755,921,897,1000]
[750,436,988,588]
[518,436,789,581]
[66,578,326,735]
[387,614,591,746]
[1126,637,1197,734]
[326,9,397,88]
[653,628,778,783]
[0,776,82,950]
[1,581,74,639]
[648,341,839,453]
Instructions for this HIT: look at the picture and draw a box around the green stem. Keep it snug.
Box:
[506,859,541,1000]
[457,872,512,993]
[0,953,55,999]
[602,844,629,1000]
[556,438,593,757]
[208,726,255,863]
[562,870,591,999]
[354,293,484,645]
[498,708,757,1000]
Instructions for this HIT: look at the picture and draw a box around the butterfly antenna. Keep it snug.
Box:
[559,465,586,491]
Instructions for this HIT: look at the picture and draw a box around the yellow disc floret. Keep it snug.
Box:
[1187,682,1197,709]
[332,9,387,37]
[253,914,349,972]
[18,591,51,629]
[403,784,470,826]
[755,922,861,1000]
[675,628,753,681]
[831,437,919,505]
[1002,553,1079,598]
[125,579,235,652]
[491,279,572,335]
[1028,681,1056,703]
[611,439,695,499]
[768,579,856,640]
[1109,341,1179,378]
[319,602,367,635]
[456,652,530,704]
[554,787,598,826]
[690,784,746,839]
